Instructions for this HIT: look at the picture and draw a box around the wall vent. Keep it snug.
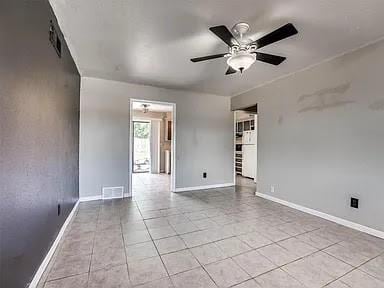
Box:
[102,186,124,200]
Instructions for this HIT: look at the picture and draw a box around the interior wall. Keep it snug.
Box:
[0,1,80,287]
[80,77,233,198]
[231,39,384,232]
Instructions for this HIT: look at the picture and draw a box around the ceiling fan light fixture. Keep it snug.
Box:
[142,104,150,113]
[227,52,256,72]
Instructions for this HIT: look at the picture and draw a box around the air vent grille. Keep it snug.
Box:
[102,186,124,200]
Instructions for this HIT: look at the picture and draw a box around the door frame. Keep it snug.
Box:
[128,99,176,196]
[233,108,258,186]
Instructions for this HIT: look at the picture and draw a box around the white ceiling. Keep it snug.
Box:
[51,0,384,96]
[132,101,173,113]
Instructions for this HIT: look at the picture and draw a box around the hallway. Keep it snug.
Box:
[38,186,384,288]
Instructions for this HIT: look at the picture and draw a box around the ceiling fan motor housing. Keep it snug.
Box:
[232,22,250,36]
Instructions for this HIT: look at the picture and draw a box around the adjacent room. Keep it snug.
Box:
[2,1,384,288]
[234,106,258,192]
[131,100,175,197]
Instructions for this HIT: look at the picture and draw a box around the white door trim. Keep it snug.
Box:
[129,99,176,196]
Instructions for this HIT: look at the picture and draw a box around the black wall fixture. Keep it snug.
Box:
[0,1,80,287]
[49,20,62,57]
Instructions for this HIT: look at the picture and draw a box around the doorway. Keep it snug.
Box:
[234,105,258,192]
[133,121,151,173]
[129,99,176,197]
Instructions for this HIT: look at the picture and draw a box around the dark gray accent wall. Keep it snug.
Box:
[0,1,80,287]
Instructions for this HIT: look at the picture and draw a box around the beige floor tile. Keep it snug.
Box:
[360,254,384,282]
[59,237,94,257]
[44,273,88,288]
[145,218,170,228]
[237,231,273,249]
[277,222,311,236]
[296,231,335,249]
[93,233,124,253]
[172,222,200,234]
[339,269,384,288]
[254,268,306,288]
[121,220,147,232]
[180,231,213,248]
[125,241,158,262]
[258,227,291,242]
[171,267,217,288]
[205,258,250,288]
[257,244,299,266]
[190,243,227,265]
[47,254,91,281]
[324,243,371,267]
[128,256,168,286]
[149,226,177,240]
[88,264,130,288]
[232,279,261,288]
[325,280,352,287]
[123,230,151,246]
[155,236,187,254]
[161,249,200,275]
[215,237,251,257]
[338,238,383,259]
[233,250,277,277]
[277,237,318,258]
[282,252,352,288]
[192,218,220,230]
[134,277,174,288]
[91,247,126,271]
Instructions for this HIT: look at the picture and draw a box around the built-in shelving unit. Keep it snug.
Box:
[235,116,256,176]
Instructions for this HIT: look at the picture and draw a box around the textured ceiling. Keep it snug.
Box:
[50,0,384,96]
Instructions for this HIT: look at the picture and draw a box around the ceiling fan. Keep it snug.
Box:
[190,22,298,75]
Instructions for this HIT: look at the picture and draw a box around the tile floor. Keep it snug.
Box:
[236,175,256,192]
[132,173,171,198]
[38,184,384,288]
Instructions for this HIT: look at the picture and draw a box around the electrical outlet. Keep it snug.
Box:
[271,185,275,193]
[350,197,359,209]
[57,204,61,216]
[203,172,207,178]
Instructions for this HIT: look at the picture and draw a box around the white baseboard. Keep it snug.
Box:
[28,201,79,288]
[79,195,102,202]
[174,183,235,193]
[256,192,384,239]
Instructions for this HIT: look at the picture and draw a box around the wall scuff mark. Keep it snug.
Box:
[368,98,384,111]
[297,83,353,113]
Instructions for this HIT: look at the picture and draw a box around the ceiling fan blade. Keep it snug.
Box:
[190,53,227,62]
[225,66,237,75]
[253,23,298,49]
[209,25,239,47]
[255,52,286,65]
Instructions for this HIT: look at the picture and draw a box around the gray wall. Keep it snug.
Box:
[232,39,384,232]
[0,1,80,287]
[80,77,233,198]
